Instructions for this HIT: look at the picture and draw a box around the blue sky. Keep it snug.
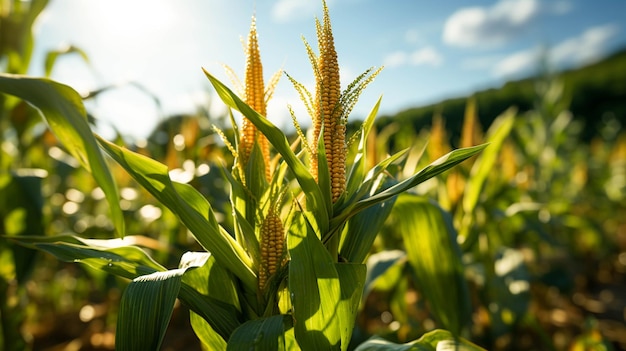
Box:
[30,0,626,139]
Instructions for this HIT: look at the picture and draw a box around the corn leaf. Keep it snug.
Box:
[341,145,486,224]
[339,186,397,263]
[345,96,382,196]
[317,126,333,215]
[342,147,408,213]
[116,269,185,351]
[190,312,227,350]
[288,212,342,350]
[460,109,516,247]
[227,315,293,350]
[392,194,471,336]
[16,238,165,280]
[362,250,406,298]
[335,263,367,351]
[179,284,242,342]
[463,108,515,214]
[96,136,257,290]
[354,329,486,351]
[181,252,241,342]
[219,165,261,261]
[204,69,329,234]
[0,73,124,236]
[44,45,90,77]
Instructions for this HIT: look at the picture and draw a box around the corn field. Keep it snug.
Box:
[1,1,625,350]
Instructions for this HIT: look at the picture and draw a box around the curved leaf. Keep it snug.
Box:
[12,236,166,280]
[180,252,242,340]
[460,109,516,247]
[392,195,471,336]
[116,269,185,351]
[354,330,486,351]
[44,45,90,77]
[0,74,124,236]
[334,145,486,230]
[288,212,341,350]
[227,315,293,351]
[96,136,256,291]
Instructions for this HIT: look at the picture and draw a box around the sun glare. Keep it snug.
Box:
[90,0,177,37]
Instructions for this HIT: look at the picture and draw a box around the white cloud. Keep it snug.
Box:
[492,48,540,77]
[383,51,408,67]
[443,0,569,48]
[383,47,443,68]
[550,24,619,66]
[491,23,619,78]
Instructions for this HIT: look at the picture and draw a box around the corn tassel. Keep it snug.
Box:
[460,97,483,149]
[313,1,345,202]
[427,113,450,162]
[258,208,285,290]
[241,17,271,181]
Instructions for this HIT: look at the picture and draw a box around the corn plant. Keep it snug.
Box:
[1,2,487,349]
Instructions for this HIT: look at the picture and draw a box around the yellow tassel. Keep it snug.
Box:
[314,0,345,202]
[241,17,271,181]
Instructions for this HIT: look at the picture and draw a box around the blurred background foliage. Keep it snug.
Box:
[1,0,625,350]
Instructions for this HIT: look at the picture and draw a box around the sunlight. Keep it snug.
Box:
[89,0,177,38]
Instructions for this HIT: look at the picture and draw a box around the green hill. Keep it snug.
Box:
[373,47,626,143]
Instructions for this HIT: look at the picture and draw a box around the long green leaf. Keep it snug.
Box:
[460,109,516,247]
[362,250,406,298]
[339,145,486,226]
[288,212,341,350]
[180,252,242,341]
[354,330,486,351]
[190,312,227,350]
[392,195,471,336]
[227,315,293,351]
[463,108,516,214]
[345,96,382,196]
[339,186,397,263]
[12,237,165,280]
[96,136,257,290]
[0,74,124,236]
[335,263,367,351]
[203,69,329,234]
[116,269,185,351]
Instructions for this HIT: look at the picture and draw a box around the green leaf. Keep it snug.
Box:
[203,69,329,234]
[96,136,257,291]
[0,171,46,283]
[341,145,486,224]
[227,315,293,351]
[190,312,227,350]
[463,108,515,214]
[354,330,486,351]
[116,269,185,351]
[340,179,397,263]
[392,195,471,336]
[180,252,242,340]
[288,212,341,350]
[362,250,406,297]
[220,163,261,260]
[7,236,165,279]
[460,109,516,246]
[44,45,90,77]
[0,74,124,236]
[345,96,382,196]
[335,263,367,351]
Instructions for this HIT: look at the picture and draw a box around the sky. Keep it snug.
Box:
[29,0,626,140]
